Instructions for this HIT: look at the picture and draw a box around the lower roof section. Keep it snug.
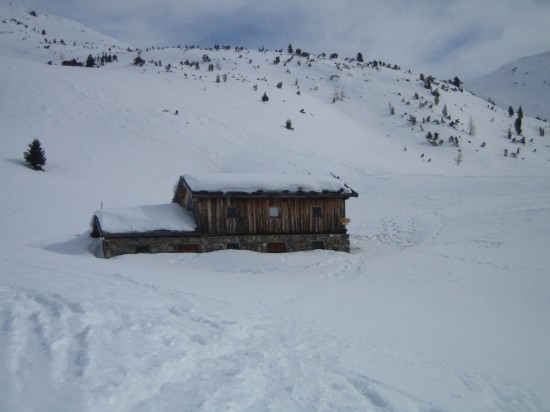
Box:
[94,203,197,235]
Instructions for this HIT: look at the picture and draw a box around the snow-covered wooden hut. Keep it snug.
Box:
[92,173,358,258]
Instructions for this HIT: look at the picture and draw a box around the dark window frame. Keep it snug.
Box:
[269,206,280,218]
[227,207,239,219]
[135,245,150,254]
[312,241,325,250]
[312,206,323,218]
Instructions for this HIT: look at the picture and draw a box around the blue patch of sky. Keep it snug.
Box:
[164,7,311,52]
[425,29,477,65]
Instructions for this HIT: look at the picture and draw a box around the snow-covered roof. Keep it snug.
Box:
[182,173,357,196]
[94,203,197,234]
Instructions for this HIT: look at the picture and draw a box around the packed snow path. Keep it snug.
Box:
[2,175,549,412]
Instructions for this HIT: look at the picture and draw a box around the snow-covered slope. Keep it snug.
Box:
[468,50,550,121]
[1,4,550,412]
[0,2,129,63]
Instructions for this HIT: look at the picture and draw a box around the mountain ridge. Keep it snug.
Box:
[468,50,550,121]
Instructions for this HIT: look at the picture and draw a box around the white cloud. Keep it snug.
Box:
[17,0,550,79]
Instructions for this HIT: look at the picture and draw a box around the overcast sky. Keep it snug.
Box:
[17,0,550,80]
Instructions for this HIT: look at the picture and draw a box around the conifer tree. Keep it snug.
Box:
[24,138,46,171]
[468,116,476,136]
[86,54,95,68]
[517,106,523,119]
[261,92,269,102]
[514,116,522,135]
[508,106,514,117]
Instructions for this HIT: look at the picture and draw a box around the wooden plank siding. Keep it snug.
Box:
[192,197,347,235]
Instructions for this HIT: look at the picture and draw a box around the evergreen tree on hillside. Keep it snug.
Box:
[287,44,293,54]
[133,55,145,66]
[86,54,95,68]
[469,116,476,136]
[24,139,46,171]
[356,52,364,63]
[508,106,514,117]
[261,92,269,102]
[517,106,523,119]
[514,116,522,135]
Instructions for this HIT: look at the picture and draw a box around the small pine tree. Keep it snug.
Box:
[508,106,514,117]
[517,106,523,119]
[432,89,440,105]
[442,104,448,117]
[455,149,463,165]
[285,119,293,130]
[133,55,145,66]
[356,52,364,63]
[514,116,522,135]
[540,127,545,137]
[24,139,47,171]
[469,116,476,136]
[261,92,269,102]
[287,44,293,54]
[86,54,95,68]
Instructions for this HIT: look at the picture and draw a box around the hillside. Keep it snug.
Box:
[1,4,550,412]
[468,50,550,122]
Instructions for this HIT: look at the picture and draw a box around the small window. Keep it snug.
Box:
[312,241,325,250]
[312,206,322,218]
[269,206,280,218]
[227,243,240,250]
[135,245,150,254]
[227,207,238,218]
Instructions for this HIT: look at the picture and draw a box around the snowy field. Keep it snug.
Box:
[1,4,550,411]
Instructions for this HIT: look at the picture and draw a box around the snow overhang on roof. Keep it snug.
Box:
[182,173,358,197]
[94,203,197,235]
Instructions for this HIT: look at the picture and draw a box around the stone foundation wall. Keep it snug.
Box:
[101,236,201,259]
[102,233,350,258]
[200,233,350,253]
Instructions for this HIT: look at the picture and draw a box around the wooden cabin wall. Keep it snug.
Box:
[194,197,347,235]
[173,184,193,210]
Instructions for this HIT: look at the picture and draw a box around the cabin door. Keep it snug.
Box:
[177,243,201,253]
[266,242,287,253]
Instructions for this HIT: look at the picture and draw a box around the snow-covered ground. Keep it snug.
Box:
[1,4,550,411]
